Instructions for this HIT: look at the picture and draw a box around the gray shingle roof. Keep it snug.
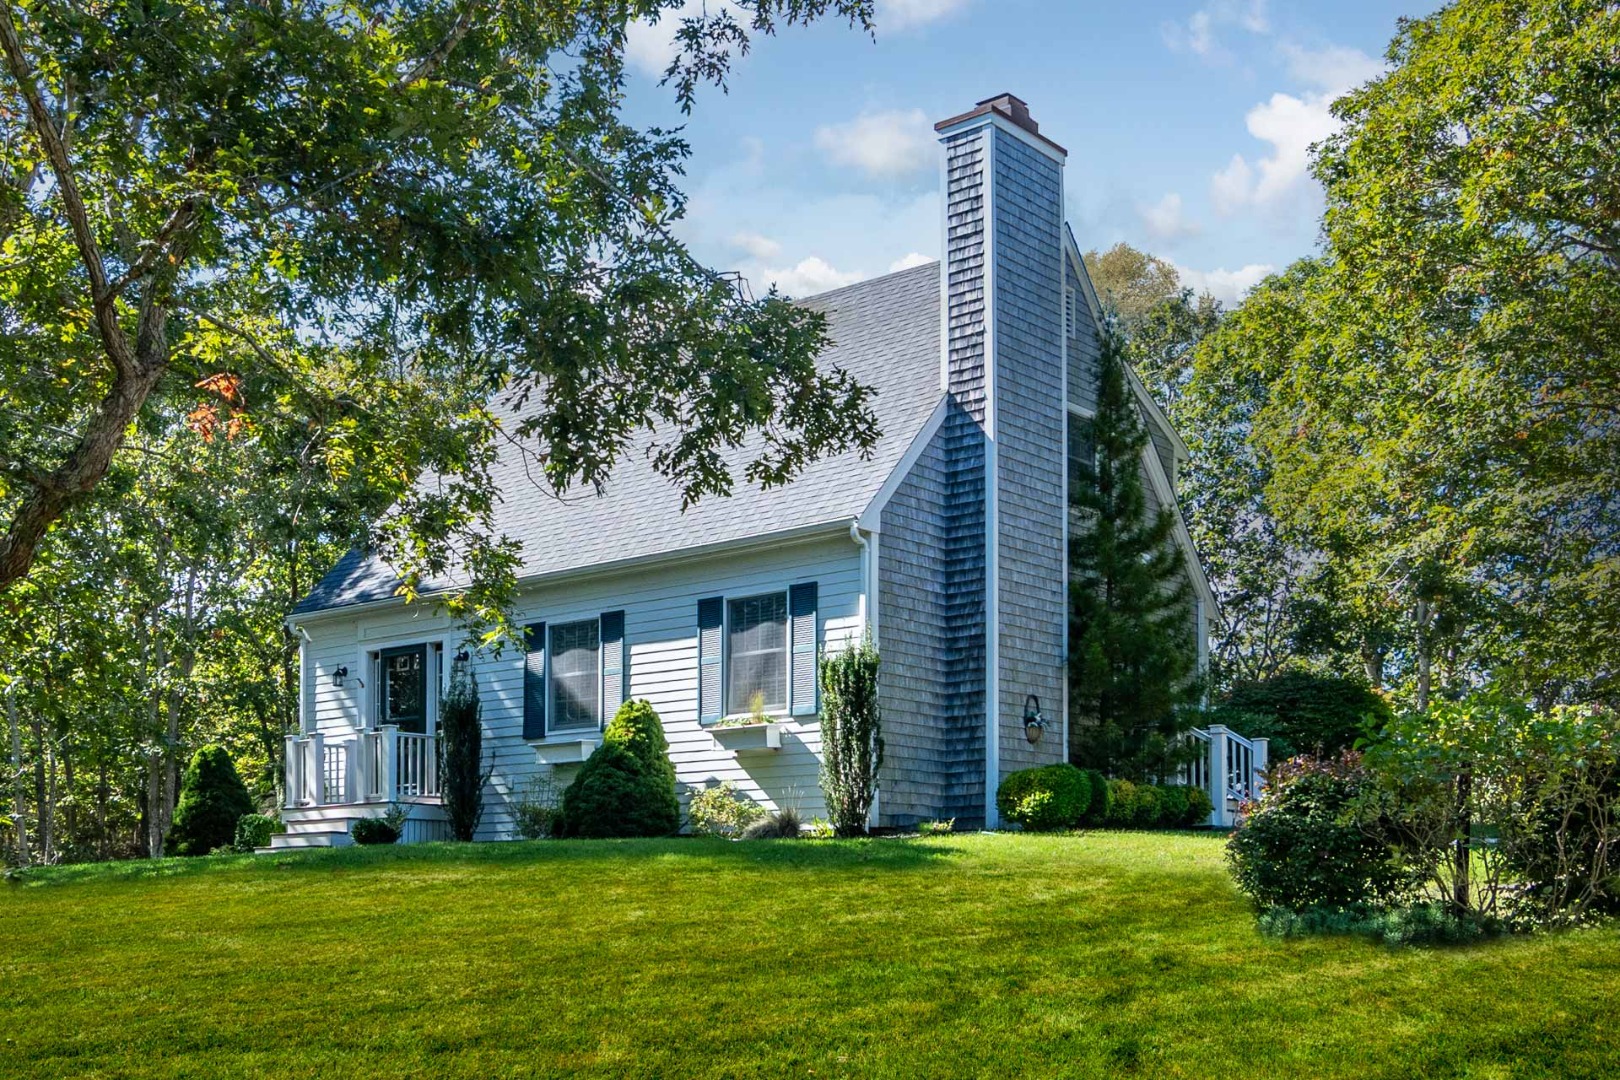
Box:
[293,261,943,615]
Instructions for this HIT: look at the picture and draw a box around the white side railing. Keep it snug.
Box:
[285,726,440,809]
[1180,724,1269,828]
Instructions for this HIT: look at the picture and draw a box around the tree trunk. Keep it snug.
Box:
[6,680,27,866]
[1414,597,1433,712]
[1453,762,1473,914]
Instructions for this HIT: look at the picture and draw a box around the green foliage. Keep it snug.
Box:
[1130,783,1163,828]
[439,661,490,842]
[740,806,803,840]
[996,764,1091,831]
[351,817,399,846]
[1068,328,1202,781]
[1183,1,1620,707]
[1226,753,1401,911]
[819,636,883,837]
[232,814,277,853]
[1104,779,1140,828]
[1182,785,1214,827]
[917,819,955,836]
[558,701,679,839]
[687,782,767,838]
[1155,785,1190,828]
[1079,770,1112,825]
[1362,696,1620,925]
[1083,242,1223,411]
[167,746,254,857]
[1213,671,1394,758]
[510,776,563,841]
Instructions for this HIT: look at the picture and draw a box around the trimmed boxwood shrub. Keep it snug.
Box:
[996,764,1091,831]
[351,817,400,845]
[233,813,277,853]
[558,700,680,838]
[1079,769,1111,825]
[1182,784,1214,826]
[1131,783,1163,827]
[1155,784,1190,827]
[1103,779,1138,827]
[168,745,255,856]
[1226,752,1400,911]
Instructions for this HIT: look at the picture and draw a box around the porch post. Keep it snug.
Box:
[380,725,399,804]
[284,735,299,810]
[1207,725,1231,829]
[309,731,325,804]
[346,735,362,805]
[1251,737,1269,802]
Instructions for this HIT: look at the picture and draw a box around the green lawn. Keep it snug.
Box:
[3,832,1617,1079]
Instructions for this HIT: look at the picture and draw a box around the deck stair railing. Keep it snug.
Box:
[1178,724,1269,828]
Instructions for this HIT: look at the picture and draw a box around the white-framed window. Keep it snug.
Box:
[726,592,788,714]
[1067,411,1096,496]
[549,619,602,733]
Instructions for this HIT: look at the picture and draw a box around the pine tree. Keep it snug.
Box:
[1068,328,1202,781]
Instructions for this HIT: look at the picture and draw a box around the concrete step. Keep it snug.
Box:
[267,829,354,851]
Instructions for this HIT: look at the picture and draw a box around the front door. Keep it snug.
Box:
[379,645,428,733]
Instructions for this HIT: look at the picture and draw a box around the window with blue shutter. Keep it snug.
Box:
[522,622,546,739]
[789,582,819,716]
[697,597,723,723]
[600,610,626,711]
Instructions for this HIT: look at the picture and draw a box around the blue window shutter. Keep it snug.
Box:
[600,610,626,713]
[789,582,819,716]
[697,597,723,723]
[523,622,546,739]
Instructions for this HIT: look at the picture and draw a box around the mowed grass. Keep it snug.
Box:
[4,833,1618,1079]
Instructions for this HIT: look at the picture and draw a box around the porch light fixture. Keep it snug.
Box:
[1022,694,1047,745]
[331,665,349,688]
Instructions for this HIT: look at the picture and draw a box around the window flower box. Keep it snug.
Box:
[531,737,600,764]
[710,721,782,753]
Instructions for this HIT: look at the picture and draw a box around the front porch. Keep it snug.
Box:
[271,727,449,850]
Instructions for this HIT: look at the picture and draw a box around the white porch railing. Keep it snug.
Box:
[1180,724,1269,828]
[285,726,441,809]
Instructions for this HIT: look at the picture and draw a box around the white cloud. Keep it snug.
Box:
[1162,0,1269,58]
[814,108,935,180]
[888,252,934,273]
[877,0,972,31]
[1137,192,1200,243]
[1280,43,1384,94]
[1209,43,1382,216]
[729,231,781,260]
[756,256,865,298]
[1176,262,1275,305]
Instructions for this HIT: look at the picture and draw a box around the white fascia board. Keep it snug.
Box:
[858,394,951,531]
[936,111,1068,165]
[290,519,857,626]
[1139,443,1220,619]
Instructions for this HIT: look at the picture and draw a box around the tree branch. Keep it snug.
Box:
[397,1,486,89]
[107,199,197,299]
[0,2,135,377]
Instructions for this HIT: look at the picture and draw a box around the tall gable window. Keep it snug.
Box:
[727,592,788,713]
[549,620,601,733]
[1067,412,1096,495]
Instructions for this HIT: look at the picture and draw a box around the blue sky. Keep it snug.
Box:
[620,0,1420,305]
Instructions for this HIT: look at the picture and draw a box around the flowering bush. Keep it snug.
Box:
[687,782,768,838]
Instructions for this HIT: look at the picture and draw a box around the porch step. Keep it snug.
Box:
[268,829,354,851]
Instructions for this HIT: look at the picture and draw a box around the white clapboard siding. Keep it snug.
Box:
[297,533,864,838]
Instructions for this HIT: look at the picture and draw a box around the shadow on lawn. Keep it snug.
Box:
[11,834,968,889]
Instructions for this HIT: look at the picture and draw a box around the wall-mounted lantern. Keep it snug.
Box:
[1023,694,1047,745]
[331,665,349,689]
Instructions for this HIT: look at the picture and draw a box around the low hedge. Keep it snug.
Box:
[996,764,1091,831]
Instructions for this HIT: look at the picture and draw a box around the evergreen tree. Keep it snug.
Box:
[439,659,491,842]
[1068,329,1202,781]
[167,745,254,856]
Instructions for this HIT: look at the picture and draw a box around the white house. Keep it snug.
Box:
[275,95,1229,850]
